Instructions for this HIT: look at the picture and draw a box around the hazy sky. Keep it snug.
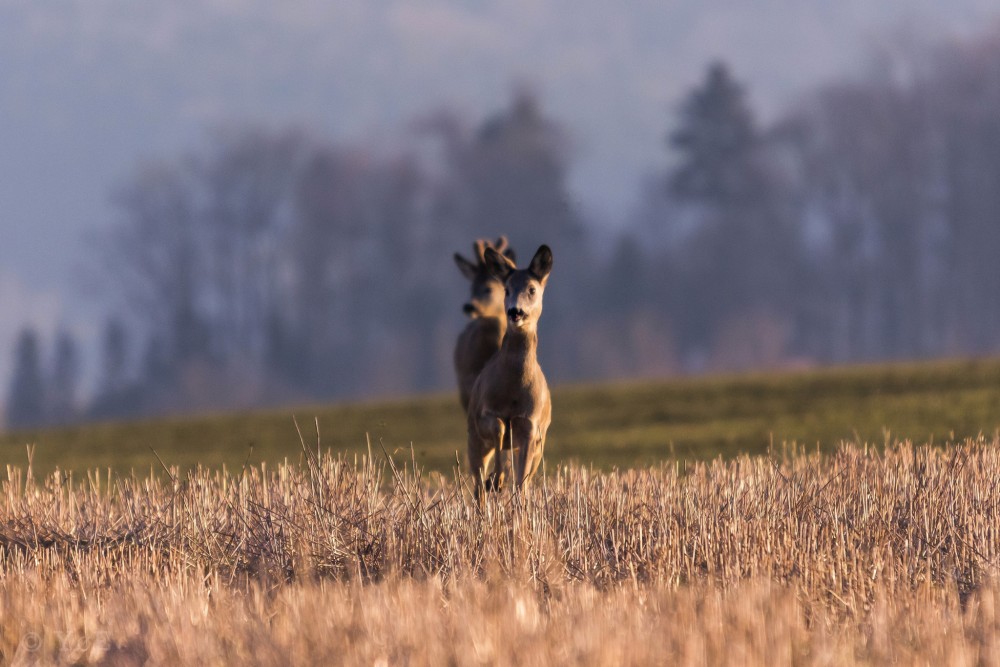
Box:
[1,0,998,402]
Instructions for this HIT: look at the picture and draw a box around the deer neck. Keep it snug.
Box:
[498,325,538,370]
[472,312,505,343]
[485,305,508,329]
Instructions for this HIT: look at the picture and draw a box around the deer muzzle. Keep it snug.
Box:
[507,307,526,324]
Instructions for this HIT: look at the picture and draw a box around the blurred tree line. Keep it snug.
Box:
[10,27,1000,427]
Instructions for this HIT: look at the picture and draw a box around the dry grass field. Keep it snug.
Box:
[2,437,999,665]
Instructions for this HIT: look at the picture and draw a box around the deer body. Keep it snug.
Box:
[466,245,553,499]
[453,238,516,412]
[454,316,504,412]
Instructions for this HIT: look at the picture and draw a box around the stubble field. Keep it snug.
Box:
[1,439,1000,664]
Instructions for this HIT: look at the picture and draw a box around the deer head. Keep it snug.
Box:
[484,244,552,332]
[454,237,517,319]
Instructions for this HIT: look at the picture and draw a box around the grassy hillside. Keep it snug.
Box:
[4,357,1000,475]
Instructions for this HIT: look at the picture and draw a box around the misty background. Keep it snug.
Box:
[5,1,1000,428]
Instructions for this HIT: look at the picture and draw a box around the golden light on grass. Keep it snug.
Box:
[1,439,999,664]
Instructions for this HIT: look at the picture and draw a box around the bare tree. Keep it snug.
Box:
[106,159,209,368]
[930,30,1000,354]
[88,317,141,420]
[6,328,46,430]
[196,127,305,366]
[48,330,80,425]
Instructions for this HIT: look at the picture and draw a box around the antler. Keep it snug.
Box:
[470,236,516,266]
[472,239,488,265]
[494,236,516,263]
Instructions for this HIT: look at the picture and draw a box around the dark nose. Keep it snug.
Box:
[507,307,525,321]
[462,303,476,315]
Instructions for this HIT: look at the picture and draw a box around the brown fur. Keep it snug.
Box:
[453,237,516,412]
[466,245,553,500]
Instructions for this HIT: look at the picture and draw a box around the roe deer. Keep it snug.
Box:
[466,244,553,500]
[453,237,517,412]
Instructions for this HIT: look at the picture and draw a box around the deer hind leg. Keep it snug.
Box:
[510,416,539,491]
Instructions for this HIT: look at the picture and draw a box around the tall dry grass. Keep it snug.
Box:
[1,439,999,665]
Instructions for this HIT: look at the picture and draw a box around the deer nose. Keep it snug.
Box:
[462,303,476,315]
[507,307,525,321]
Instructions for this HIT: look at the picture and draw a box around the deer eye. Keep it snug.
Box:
[528,286,537,296]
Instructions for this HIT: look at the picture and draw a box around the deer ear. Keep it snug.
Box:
[528,245,553,282]
[483,247,515,281]
[454,253,478,281]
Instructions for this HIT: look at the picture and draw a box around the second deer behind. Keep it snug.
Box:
[453,237,517,413]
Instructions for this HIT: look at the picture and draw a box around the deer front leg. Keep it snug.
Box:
[488,419,513,492]
[467,435,486,502]
[527,430,546,481]
[472,414,505,500]
[485,445,506,492]
[486,463,507,493]
[510,416,539,491]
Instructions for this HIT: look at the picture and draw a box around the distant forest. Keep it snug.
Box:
[9,26,1000,428]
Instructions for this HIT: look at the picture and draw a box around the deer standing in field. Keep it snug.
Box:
[453,237,517,412]
[466,245,553,500]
